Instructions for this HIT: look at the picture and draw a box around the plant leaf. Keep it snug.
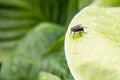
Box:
[37,72,62,80]
[93,0,120,7]
[0,0,77,53]
[1,23,73,80]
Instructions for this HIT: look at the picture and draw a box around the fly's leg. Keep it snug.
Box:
[79,32,82,36]
[82,29,87,34]
[73,32,75,38]
[69,30,72,37]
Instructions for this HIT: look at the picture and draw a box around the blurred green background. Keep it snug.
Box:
[0,0,119,80]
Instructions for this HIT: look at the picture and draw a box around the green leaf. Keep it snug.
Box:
[79,0,94,10]
[0,0,78,53]
[0,1,79,77]
[1,23,73,80]
[66,0,79,25]
[0,0,41,55]
[0,0,71,29]
[65,6,120,80]
[93,0,120,7]
[66,0,94,25]
[37,72,62,80]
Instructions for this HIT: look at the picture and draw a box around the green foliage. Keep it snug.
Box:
[94,0,120,7]
[0,0,95,80]
[37,72,62,80]
[79,0,94,10]
[1,23,73,80]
